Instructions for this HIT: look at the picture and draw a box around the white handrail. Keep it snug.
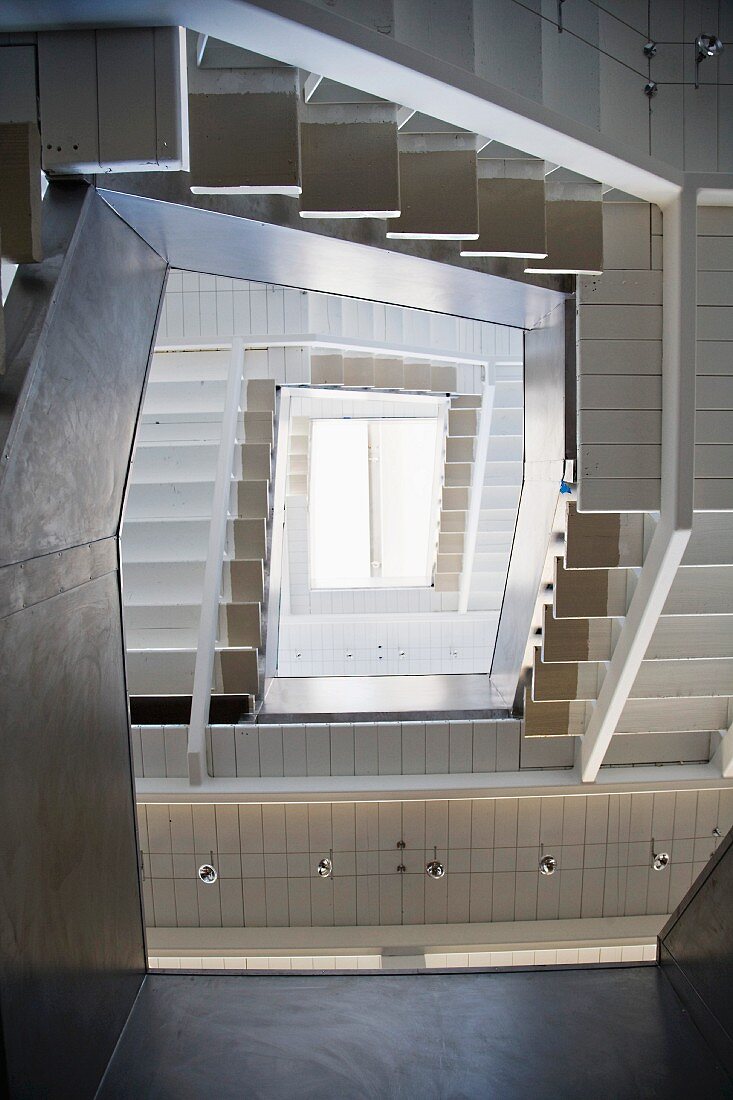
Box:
[458,370,495,613]
[187,338,244,785]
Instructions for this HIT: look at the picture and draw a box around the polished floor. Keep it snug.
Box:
[98,967,732,1099]
[259,673,510,722]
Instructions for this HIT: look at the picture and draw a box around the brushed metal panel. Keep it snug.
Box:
[660,827,733,1077]
[0,183,167,566]
[0,574,145,1099]
[98,189,566,330]
[0,535,117,618]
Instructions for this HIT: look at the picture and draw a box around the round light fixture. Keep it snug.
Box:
[198,863,218,884]
[426,845,445,879]
[317,857,333,878]
[652,852,669,871]
[696,34,724,59]
[539,854,557,876]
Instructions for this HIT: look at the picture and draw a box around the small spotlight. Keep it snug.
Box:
[317,857,333,878]
[652,852,669,871]
[695,35,724,87]
[426,846,445,879]
[198,863,218,884]
[696,34,724,60]
[539,854,557,876]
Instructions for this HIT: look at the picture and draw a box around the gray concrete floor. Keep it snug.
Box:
[259,673,510,722]
[98,967,732,1099]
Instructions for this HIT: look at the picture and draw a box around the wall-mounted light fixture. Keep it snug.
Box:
[426,846,445,879]
[539,854,557,876]
[317,850,333,878]
[538,843,557,876]
[695,35,724,87]
[651,839,669,871]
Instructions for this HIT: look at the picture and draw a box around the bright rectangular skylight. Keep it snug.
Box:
[309,417,441,589]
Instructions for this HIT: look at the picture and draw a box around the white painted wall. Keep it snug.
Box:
[297,0,733,174]
[136,787,733,928]
[577,202,663,512]
[696,207,733,511]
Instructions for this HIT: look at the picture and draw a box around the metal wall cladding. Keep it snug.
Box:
[0,182,167,1098]
[0,185,166,566]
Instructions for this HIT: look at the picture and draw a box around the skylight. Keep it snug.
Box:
[309,417,441,589]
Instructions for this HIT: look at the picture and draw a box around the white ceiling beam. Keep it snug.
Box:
[578,189,698,783]
[135,763,731,804]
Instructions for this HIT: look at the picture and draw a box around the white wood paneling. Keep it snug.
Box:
[577,204,662,513]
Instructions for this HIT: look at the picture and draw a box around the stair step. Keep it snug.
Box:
[473,552,509,571]
[480,485,521,509]
[125,604,201,631]
[487,436,523,462]
[484,460,524,483]
[122,561,206,605]
[125,481,215,520]
[247,378,276,412]
[148,349,231,382]
[142,379,227,415]
[131,442,219,483]
[136,417,223,443]
[493,380,523,407]
[489,408,523,435]
[121,518,210,563]
[243,409,275,444]
[222,602,262,647]
[126,646,260,696]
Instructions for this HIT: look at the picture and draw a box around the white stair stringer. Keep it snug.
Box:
[467,365,523,612]
[121,350,232,699]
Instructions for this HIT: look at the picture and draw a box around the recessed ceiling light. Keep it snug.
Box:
[198,864,218,884]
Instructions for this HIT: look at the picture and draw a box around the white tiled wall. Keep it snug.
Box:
[278,615,497,676]
[137,789,733,929]
[131,719,528,779]
[155,270,524,368]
